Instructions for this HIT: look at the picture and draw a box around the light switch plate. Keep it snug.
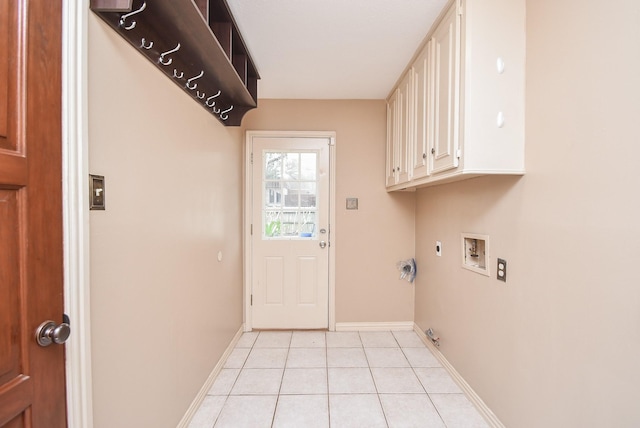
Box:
[89,174,105,210]
[346,197,358,210]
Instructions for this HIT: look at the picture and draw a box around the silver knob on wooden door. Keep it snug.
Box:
[319,241,327,249]
[36,320,71,347]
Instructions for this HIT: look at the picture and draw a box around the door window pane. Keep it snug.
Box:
[284,153,299,180]
[264,210,282,238]
[283,182,299,208]
[300,182,317,208]
[265,182,283,208]
[300,153,317,180]
[262,150,319,240]
[265,153,283,179]
[297,211,317,236]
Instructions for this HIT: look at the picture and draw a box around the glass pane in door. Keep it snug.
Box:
[262,150,318,239]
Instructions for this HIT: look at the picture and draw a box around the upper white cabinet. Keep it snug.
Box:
[386,70,413,186]
[386,88,399,186]
[386,0,525,191]
[431,4,460,175]
[411,40,432,181]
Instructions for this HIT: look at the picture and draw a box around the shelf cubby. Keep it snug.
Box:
[90,0,260,126]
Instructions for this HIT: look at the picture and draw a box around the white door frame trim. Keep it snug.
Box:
[62,1,94,426]
[244,130,337,332]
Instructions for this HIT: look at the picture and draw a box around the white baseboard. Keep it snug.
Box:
[176,325,244,428]
[334,321,414,331]
[413,324,505,428]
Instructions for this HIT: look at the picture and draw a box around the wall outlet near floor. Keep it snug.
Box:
[497,258,507,282]
[436,241,442,256]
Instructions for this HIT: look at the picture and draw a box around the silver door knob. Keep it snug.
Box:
[36,320,71,347]
[319,241,327,249]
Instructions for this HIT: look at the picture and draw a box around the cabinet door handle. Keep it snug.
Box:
[431,148,436,155]
[423,153,427,159]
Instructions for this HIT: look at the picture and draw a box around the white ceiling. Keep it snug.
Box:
[227,0,448,99]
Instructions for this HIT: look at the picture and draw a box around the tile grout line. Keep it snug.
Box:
[324,331,332,428]
[270,331,292,428]
[211,332,256,428]
[360,331,391,428]
[394,330,449,428]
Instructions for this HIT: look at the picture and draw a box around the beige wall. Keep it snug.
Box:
[243,100,416,323]
[87,0,640,425]
[414,0,640,426]
[88,15,244,427]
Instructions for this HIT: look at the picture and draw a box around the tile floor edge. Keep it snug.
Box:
[413,323,506,428]
[177,324,245,428]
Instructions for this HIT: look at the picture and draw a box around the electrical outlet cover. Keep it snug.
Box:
[497,258,507,282]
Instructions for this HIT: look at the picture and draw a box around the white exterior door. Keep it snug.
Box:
[249,134,331,329]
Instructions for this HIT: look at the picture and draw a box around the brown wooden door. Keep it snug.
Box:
[0,0,67,427]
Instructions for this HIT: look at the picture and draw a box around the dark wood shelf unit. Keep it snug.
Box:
[90,0,260,126]
[208,0,258,103]
[211,22,233,58]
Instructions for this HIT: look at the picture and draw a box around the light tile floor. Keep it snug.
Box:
[189,330,489,428]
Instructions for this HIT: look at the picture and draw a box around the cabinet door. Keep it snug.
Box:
[412,40,432,180]
[396,70,412,184]
[386,89,398,187]
[430,2,460,174]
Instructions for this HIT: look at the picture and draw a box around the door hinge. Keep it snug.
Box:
[250,224,253,235]
[250,294,253,305]
[250,152,253,164]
